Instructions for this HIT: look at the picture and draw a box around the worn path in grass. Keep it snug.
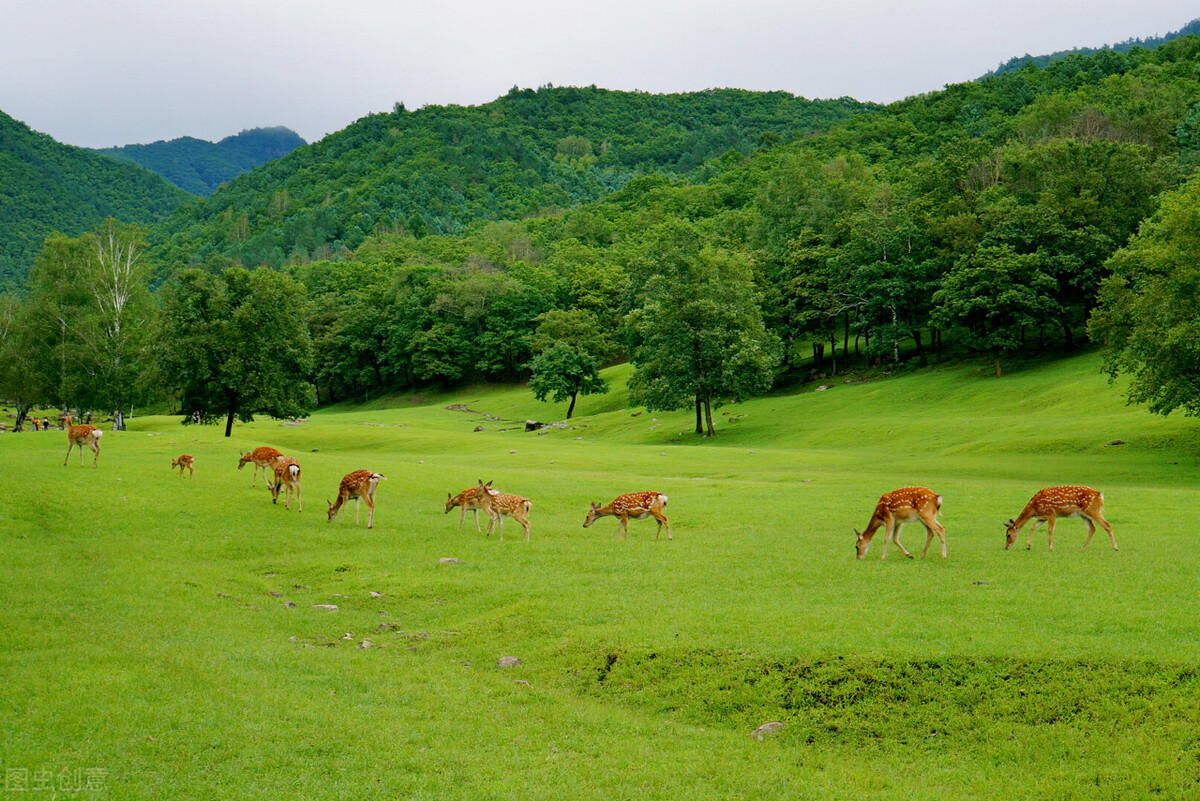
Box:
[2,352,1199,799]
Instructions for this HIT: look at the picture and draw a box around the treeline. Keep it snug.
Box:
[7,41,1200,434]
[93,127,307,196]
[0,111,190,288]
[986,17,1200,77]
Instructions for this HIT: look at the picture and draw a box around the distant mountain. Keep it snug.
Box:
[0,110,191,286]
[984,18,1200,77]
[93,127,306,196]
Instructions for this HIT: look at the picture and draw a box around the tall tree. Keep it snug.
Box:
[627,221,779,436]
[526,309,615,418]
[157,267,314,436]
[1090,176,1200,416]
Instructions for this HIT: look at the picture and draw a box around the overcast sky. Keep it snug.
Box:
[1,1,1193,149]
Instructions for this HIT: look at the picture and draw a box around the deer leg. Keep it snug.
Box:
[1027,519,1042,550]
[1045,515,1057,551]
[496,513,505,542]
[64,442,74,466]
[619,513,629,540]
[296,479,301,512]
[366,498,375,529]
[653,509,671,540]
[473,509,480,532]
[1081,517,1097,551]
[1096,513,1117,551]
[891,521,915,559]
[354,497,361,525]
[879,518,891,559]
[91,440,99,467]
[518,512,530,542]
[458,506,467,531]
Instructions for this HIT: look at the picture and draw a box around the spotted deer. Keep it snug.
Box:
[238,446,283,487]
[1005,486,1116,551]
[445,484,497,532]
[855,487,946,560]
[474,480,532,542]
[171,454,194,478]
[269,456,302,511]
[327,470,386,528]
[583,491,671,540]
[62,414,102,467]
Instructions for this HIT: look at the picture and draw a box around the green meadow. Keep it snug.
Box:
[3,351,1200,799]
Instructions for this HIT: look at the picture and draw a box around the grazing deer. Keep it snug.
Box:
[1005,486,1116,551]
[269,456,302,511]
[583,491,671,540]
[445,484,497,532]
[238,446,283,487]
[855,487,946,560]
[474,480,532,542]
[62,414,102,467]
[327,470,386,528]
[171,454,195,478]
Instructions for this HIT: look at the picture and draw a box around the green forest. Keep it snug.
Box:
[5,36,1200,434]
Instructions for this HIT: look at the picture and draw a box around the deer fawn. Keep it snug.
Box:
[474,480,532,542]
[62,414,102,467]
[1005,486,1116,551]
[855,487,946,560]
[327,470,386,528]
[583,491,671,540]
[238,446,283,487]
[445,484,496,532]
[269,456,302,511]
[171,454,194,478]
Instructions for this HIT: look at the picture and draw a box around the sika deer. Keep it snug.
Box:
[63,414,102,467]
[583,491,671,540]
[474,480,532,542]
[171,454,194,478]
[855,487,946,560]
[327,470,386,528]
[1005,486,1116,551]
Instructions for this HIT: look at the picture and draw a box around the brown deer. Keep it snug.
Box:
[1005,486,1116,551]
[327,470,386,528]
[474,480,532,542]
[171,454,195,478]
[855,487,946,560]
[238,446,283,487]
[583,491,671,540]
[269,456,302,511]
[445,484,496,532]
[62,414,102,467]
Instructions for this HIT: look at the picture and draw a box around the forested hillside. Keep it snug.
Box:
[0,111,191,287]
[93,126,306,196]
[7,39,1200,432]
[147,88,874,271]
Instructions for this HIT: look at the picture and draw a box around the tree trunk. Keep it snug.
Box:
[994,354,1003,378]
[703,392,715,437]
[812,342,824,374]
[695,395,703,435]
[843,313,850,356]
[112,408,125,431]
[829,334,838,376]
[13,405,28,433]
[225,407,236,438]
[566,389,578,420]
[913,329,925,365]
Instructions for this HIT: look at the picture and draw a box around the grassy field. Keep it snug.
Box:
[3,351,1200,799]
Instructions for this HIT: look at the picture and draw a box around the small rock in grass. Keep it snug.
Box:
[439,557,464,564]
[283,602,296,609]
[750,721,784,740]
[268,591,283,597]
[497,656,522,668]
[312,604,339,611]
[369,591,383,598]
[358,640,373,649]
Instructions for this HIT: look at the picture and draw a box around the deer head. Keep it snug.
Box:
[1004,519,1019,550]
[583,502,601,528]
[853,529,868,559]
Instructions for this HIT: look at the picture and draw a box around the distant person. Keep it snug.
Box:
[31,418,38,431]
[192,410,201,424]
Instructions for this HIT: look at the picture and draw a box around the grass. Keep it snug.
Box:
[2,350,1200,798]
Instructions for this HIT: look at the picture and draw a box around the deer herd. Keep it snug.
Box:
[58,419,1118,554]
